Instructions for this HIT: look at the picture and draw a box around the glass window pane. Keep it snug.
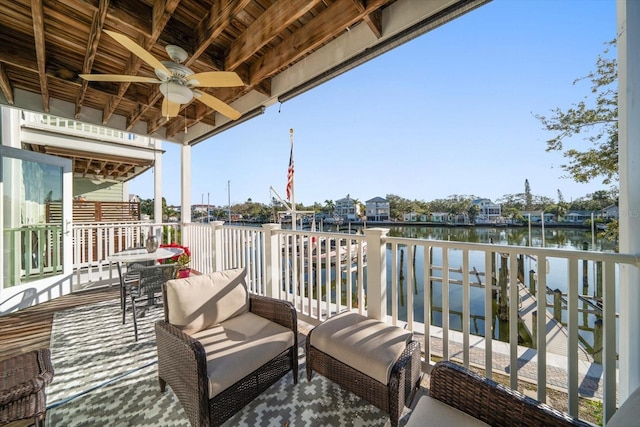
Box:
[3,156,63,287]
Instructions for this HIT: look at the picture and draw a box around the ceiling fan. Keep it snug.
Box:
[79,30,243,120]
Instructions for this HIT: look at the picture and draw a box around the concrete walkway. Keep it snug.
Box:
[410,327,609,401]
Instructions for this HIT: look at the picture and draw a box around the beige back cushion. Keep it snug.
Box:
[165,267,249,335]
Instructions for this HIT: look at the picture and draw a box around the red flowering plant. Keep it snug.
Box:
[159,242,191,270]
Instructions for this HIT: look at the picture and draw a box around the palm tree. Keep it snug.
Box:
[323,199,335,215]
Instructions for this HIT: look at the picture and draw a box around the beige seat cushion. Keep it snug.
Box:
[310,311,412,385]
[405,395,490,427]
[191,311,295,398]
[166,268,249,334]
[607,386,640,427]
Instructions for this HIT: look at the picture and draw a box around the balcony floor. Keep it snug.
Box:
[0,287,428,426]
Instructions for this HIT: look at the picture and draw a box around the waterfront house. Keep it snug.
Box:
[430,212,450,223]
[1,1,640,426]
[403,211,419,222]
[471,198,502,223]
[564,210,599,224]
[521,210,556,223]
[601,205,620,220]
[334,196,361,221]
[366,197,390,222]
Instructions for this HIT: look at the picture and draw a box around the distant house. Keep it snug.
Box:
[430,212,449,223]
[403,212,418,222]
[335,196,360,221]
[564,210,598,224]
[601,205,619,220]
[453,213,470,225]
[191,204,210,215]
[366,197,390,222]
[471,198,501,222]
[521,211,555,223]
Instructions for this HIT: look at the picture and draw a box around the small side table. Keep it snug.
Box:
[0,349,54,427]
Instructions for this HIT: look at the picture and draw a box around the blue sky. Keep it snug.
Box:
[130,0,617,207]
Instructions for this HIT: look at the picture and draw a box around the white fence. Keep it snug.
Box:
[71,222,180,287]
[182,221,640,424]
[22,112,151,147]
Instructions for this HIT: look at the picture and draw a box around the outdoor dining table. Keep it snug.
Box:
[108,246,184,311]
[107,246,183,265]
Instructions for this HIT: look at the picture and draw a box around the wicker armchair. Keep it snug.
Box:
[423,361,592,427]
[0,349,54,427]
[155,268,298,427]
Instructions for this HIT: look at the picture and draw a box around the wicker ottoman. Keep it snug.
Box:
[306,312,421,427]
[0,349,54,427]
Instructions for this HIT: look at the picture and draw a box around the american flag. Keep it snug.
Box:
[286,142,294,200]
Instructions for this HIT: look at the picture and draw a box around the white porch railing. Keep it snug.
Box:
[21,112,151,148]
[71,222,181,288]
[3,223,63,286]
[183,221,640,425]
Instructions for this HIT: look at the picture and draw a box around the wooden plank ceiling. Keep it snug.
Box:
[0,0,489,179]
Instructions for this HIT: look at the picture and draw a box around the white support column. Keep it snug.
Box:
[181,143,192,224]
[617,0,640,402]
[262,223,282,299]
[364,227,389,320]
[153,138,163,226]
[1,107,21,148]
[211,221,225,272]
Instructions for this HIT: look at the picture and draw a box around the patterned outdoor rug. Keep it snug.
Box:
[47,299,411,426]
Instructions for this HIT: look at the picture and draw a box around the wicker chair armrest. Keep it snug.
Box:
[155,320,210,427]
[429,361,591,427]
[0,349,54,406]
[0,377,45,406]
[249,294,297,333]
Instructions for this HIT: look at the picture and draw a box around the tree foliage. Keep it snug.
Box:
[536,41,618,185]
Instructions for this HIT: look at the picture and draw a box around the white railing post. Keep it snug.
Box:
[364,227,389,320]
[617,0,640,404]
[211,221,225,272]
[262,223,281,299]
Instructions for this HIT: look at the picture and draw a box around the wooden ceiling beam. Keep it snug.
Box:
[249,0,386,85]
[75,0,110,118]
[188,0,251,68]
[59,0,152,37]
[0,63,14,104]
[0,43,38,71]
[352,0,383,38]
[31,0,49,112]
[224,0,323,72]
[102,0,180,125]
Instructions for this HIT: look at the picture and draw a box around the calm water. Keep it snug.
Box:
[326,225,615,352]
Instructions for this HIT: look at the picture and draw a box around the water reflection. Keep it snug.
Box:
[386,225,616,252]
[381,225,614,357]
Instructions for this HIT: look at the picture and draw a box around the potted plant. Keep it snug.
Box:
[159,243,191,278]
[176,252,191,278]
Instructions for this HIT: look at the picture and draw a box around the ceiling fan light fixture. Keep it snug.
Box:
[160,81,193,104]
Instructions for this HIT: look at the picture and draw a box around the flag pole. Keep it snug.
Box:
[289,128,296,231]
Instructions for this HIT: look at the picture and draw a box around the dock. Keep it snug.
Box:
[517,283,592,362]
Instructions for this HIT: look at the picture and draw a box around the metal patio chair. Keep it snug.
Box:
[123,263,178,341]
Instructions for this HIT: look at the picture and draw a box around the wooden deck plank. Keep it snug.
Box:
[0,287,120,361]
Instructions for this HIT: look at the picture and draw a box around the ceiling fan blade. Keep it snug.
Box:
[193,90,241,120]
[104,30,170,76]
[187,72,244,87]
[162,98,181,118]
[79,74,161,83]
